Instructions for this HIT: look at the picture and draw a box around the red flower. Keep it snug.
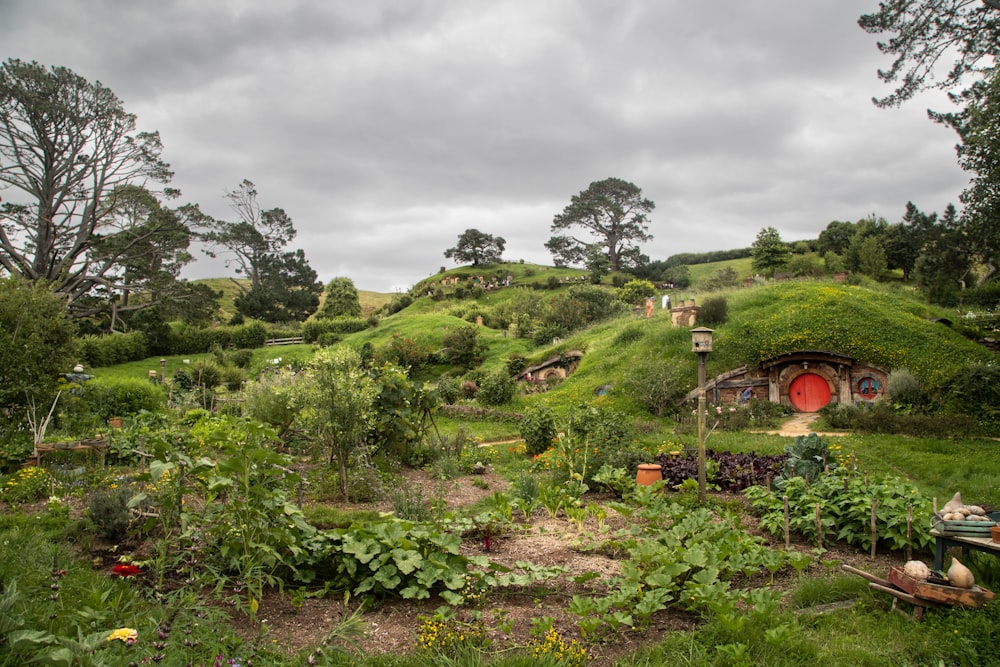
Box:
[112,564,142,577]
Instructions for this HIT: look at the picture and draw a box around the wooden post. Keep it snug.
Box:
[906,505,913,562]
[783,495,790,549]
[870,498,878,559]
[815,503,823,551]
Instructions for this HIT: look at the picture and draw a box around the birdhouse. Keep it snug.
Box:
[690,327,714,353]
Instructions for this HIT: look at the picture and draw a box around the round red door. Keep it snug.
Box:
[789,373,830,412]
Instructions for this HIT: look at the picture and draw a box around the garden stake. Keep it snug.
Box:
[906,505,913,561]
[870,498,877,559]
[783,495,790,549]
[815,503,822,551]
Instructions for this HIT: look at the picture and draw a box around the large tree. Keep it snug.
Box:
[318,276,362,319]
[232,249,322,323]
[750,226,790,276]
[858,1,1000,108]
[954,70,1000,277]
[547,178,654,272]
[444,228,506,266]
[0,59,184,319]
[190,180,320,322]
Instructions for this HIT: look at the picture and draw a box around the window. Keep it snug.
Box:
[857,376,880,399]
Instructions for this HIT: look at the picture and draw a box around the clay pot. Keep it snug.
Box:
[990,524,1000,544]
[636,464,663,486]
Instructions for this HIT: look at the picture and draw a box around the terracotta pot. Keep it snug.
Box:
[991,524,1000,544]
[108,417,123,429]
[636,463,663,486]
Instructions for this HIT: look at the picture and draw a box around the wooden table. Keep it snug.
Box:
[930,529,1000,571]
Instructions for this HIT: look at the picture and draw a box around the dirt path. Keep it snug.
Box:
[760,412,847,437]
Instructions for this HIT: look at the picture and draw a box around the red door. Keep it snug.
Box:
[789,373,830,412]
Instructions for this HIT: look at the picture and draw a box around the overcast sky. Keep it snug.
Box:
[1,1,971,292]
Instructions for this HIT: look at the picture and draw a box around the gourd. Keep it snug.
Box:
[902,560,930,581]
[947,557,975,589]
[938,493,994,522]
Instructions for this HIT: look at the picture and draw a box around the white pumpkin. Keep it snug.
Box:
[902,560,930,581]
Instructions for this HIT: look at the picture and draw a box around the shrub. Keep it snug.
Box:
[78,332,148,367]
[886,368,928,412]
[302,317,369,342]
[221,366,246,392]
[698,295,729,326]
[623,362,687,417]
[476,372,516,406]
[188,359,223,389]
[87,486,133,541]
[229,349,254,369]
[241,369,301,434]
[380,334,433,372]
[505,353,527,376]
[436,377,461,405]
[460,380,478,400]
[0,466,50,506]
[617,279,657,306]
[441,326,484,369]
[79,378,166,421]
[943,362,1000,429]
[520,406,558,456]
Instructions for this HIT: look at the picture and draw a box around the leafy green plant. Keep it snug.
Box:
[86,486,133,541]
[476,371,516,406]
[1,465,51,506]
[520,406,558,457]
[745,466,934,553]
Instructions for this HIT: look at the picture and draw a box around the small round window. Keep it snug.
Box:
[857,376,881,400]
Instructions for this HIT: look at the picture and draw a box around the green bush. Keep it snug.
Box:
[301,317,369,342]
[436,377,461,405]
[229,349,254,369]
[943,362,1000,429]
[476,372,516,406]
[79,378,166,421]
[886,368,928,412]
[168,321,267,355]
[188,359,224,389]
[78,331,148,367]
[0,466,50,506]
[221,366,246,392]
[87,486,133,541]
[698,296,729,326]
[520,406,558,456]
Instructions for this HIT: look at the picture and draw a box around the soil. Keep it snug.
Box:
[224,418,909,666]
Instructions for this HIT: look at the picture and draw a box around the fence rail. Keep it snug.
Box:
[265,336,304,346]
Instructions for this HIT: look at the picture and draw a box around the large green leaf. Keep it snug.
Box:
[391,548,423,575]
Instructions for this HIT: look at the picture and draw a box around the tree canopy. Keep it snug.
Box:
[318,276,362,319]
[546,178,654,272]
[955,70,1000,277]
[750,227,790,276]
[189,180,320,322]
[444,229,506,266]
[858,0,1000,108]
[0,59,186,320]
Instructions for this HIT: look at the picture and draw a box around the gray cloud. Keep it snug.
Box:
[1,0,968,291]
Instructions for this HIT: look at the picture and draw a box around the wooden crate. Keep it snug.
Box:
[931,510,999,537]
[889,567,995,608]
